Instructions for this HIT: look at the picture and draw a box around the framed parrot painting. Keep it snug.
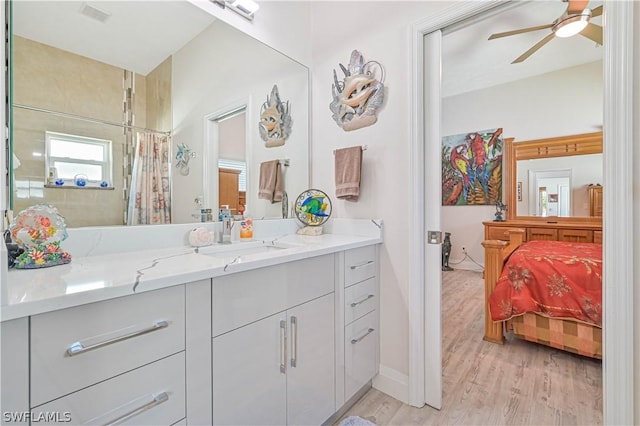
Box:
[442,128,503,206]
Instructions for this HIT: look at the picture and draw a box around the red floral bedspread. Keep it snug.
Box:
[489,240,602,327]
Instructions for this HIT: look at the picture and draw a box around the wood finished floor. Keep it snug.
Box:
[339,269,603,425]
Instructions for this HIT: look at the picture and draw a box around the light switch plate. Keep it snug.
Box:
[427,231,442,244]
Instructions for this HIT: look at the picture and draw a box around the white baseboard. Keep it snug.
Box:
[372,365,409,404]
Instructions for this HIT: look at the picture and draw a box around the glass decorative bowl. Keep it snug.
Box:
[8,204,71,269]
[294,189,332,227]
[74,174,88,187]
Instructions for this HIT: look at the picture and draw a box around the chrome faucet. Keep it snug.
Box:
[219,217,233,244]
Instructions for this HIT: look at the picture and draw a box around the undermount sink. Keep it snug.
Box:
[198,241,296,259]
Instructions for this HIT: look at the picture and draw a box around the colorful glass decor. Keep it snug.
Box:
[9,204,71,269]
[294,189,332,227]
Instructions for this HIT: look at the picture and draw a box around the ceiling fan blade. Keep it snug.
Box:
[580,23,603,45]
[567,0,589,14]
[591,5,603,17]
[512,33,556,64]
[488,23,554,40]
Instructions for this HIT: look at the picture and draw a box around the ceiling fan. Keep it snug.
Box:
[488,0,603,64]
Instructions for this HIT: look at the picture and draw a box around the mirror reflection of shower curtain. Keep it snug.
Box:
[127,132,172,225]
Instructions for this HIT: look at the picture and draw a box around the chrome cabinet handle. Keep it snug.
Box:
[66,320,169,357]
[350,260,374,270]
[103,392,169,426]
[351,328,375,345]
[280,320,287,374]
[290,316,298,368]
[350,294,375,308]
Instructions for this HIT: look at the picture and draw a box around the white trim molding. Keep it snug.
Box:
[408,0,507,409]
[202,98,252,216]
[0,1,8,300]
[373,365,409,405]
[602,2,635,424]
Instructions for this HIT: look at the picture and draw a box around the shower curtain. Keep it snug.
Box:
[127,132,171,225]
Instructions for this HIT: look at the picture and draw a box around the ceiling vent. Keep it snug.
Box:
[78,3,112,23]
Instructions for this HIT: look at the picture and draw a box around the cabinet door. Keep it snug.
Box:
[212,313,286,426]
[589,186,603,217]
[286,293,335,426]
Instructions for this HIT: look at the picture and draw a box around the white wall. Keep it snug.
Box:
[442,61,603,269]
[171,20,309,221]
[309,1,451,398]
[218,113,246,162]
[188,0,311,67]
[633,3,640,423]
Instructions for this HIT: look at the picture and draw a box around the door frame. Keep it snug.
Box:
[203,99,252,216]
[408,1,636,423]
[528,169,572,216]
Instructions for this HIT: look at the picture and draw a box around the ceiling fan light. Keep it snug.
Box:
[553,11,591,38]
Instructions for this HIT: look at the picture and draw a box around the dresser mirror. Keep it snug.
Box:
[505,132,603,221]
[9,1,309,227]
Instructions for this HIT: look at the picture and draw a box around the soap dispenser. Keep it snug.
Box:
[240,208,253,241]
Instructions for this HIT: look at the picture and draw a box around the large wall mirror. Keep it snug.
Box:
[9,1,309,227]
[505,132,603,221]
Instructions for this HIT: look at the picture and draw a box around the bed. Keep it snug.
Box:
[482,230,603,359]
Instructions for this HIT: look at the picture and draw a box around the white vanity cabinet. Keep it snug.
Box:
[342,245,379,403]
[212,255,336,426]
[1,285,193,426]
[1,236,382,426]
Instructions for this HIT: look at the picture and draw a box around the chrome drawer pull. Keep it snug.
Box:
[350,294,375,308]
[66,320,169,356]
[351,328,375,345]
[290,316,298,368]
[102,392,169,426]
[280,320,287,374]
[350,260,374,270]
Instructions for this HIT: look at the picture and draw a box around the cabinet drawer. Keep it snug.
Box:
[486,226,526,241]
[527,228,558,241]
[345,278,376,325]
[31,286,185,407]
[32,352,186,425]
[593,231,603,244]
[345,310,378,401]
[213,255,334,337]
[344,246,377,287]
[559,229,593,243]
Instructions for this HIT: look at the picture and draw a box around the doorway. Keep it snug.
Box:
[529,169,572,216]
[409,2,636,423]
[204,103,250,218]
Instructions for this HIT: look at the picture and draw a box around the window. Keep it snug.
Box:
[218,159,247,191]
[45,132,113,187]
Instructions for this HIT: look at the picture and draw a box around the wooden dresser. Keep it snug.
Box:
[588,185,603,217]
[219,168,241,213]
[483,219,602,244]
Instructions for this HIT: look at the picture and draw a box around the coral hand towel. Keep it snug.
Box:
[258,160,284,203]
[335,146,362,201]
